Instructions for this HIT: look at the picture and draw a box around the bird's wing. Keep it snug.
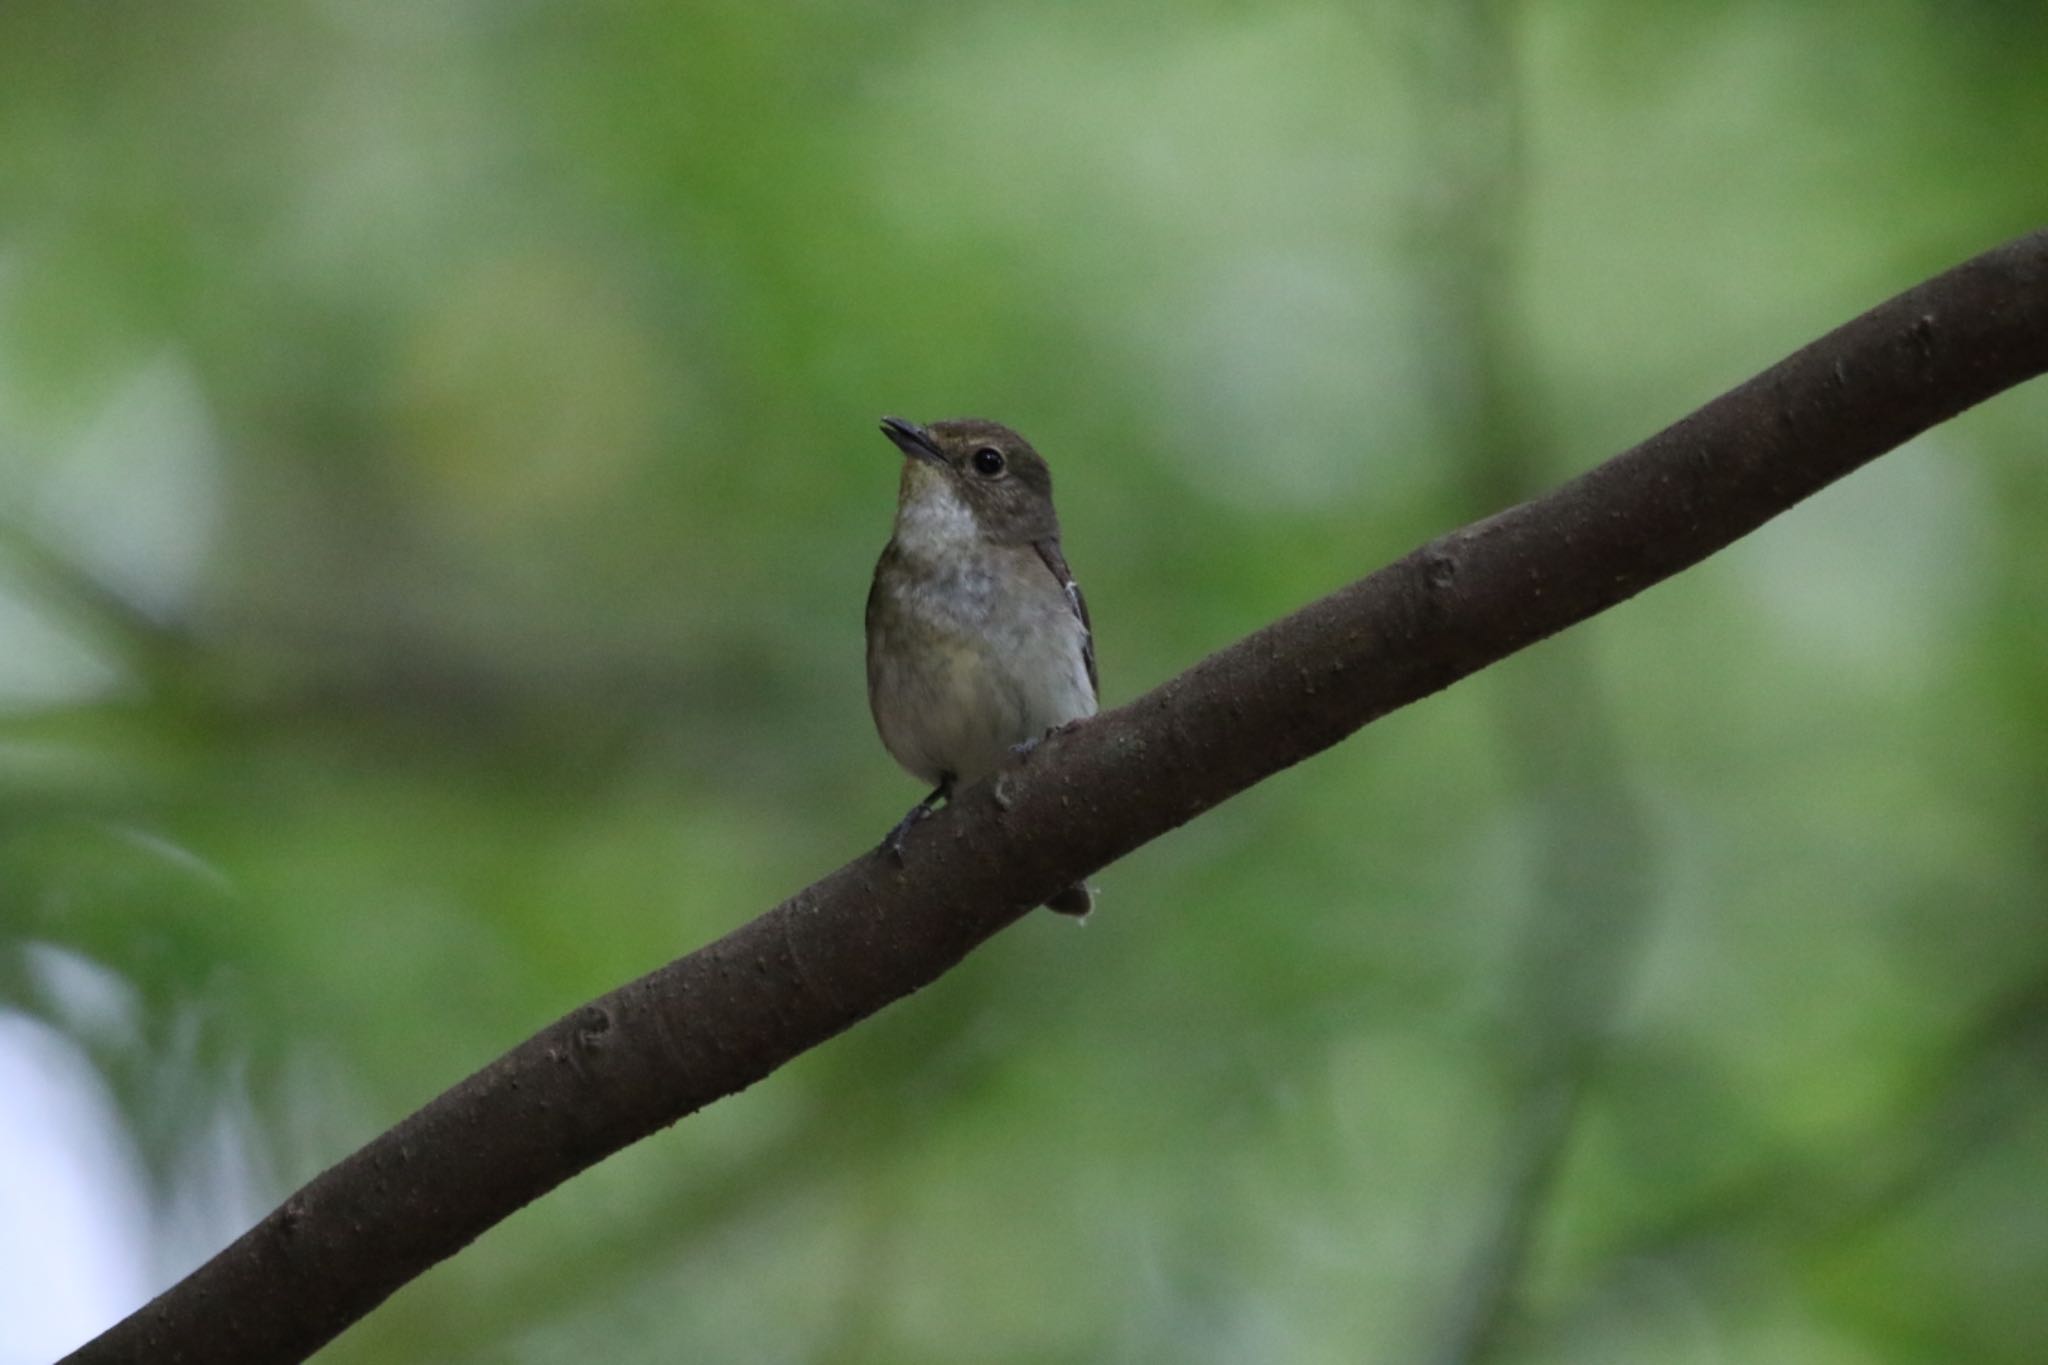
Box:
[1031,537,1097,701]
[864,543,891,637]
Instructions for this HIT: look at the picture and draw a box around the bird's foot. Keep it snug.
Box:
[880,780,952,864]
[881,805,930,864]
[1010,720,1079,763]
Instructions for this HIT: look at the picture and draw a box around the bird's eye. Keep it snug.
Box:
[971,447,1006,476]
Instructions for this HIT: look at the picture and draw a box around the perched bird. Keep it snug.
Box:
[866,416,1097,915]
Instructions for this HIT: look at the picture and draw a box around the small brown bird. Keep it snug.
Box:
[866,416,1097,915]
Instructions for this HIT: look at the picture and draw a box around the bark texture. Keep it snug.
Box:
[65,230,2048,1365]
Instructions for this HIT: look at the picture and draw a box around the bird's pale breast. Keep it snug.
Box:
[867,540,1096,788]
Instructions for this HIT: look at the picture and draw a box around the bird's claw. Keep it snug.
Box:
[880,781,951,864]
[881,807,929,864]
[1010,722,1076,763]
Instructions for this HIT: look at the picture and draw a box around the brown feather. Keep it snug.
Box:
[1030,537,1097,701]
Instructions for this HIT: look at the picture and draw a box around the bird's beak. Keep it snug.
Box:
[880,416,946,467]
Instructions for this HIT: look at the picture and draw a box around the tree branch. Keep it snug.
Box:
[65,230,2048,1365]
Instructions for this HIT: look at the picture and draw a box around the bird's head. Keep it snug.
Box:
[880,416,1061,549]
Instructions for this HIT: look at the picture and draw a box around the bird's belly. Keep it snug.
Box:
[868,595,1095,788]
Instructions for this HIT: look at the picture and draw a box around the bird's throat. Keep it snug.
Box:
[893,466,981,559]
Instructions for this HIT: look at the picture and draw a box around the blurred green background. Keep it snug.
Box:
[3,1,2046,1362]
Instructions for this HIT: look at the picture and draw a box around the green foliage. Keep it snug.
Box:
[2,1,2045,1361]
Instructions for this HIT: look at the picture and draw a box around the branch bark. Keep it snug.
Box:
[66,230,2048,1365]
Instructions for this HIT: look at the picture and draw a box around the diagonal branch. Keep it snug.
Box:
[64,230,2048,1365]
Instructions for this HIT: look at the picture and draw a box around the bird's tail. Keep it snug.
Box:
[1044,882,1093,916]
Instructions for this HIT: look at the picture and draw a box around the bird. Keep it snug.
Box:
[865,415,1097,915]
